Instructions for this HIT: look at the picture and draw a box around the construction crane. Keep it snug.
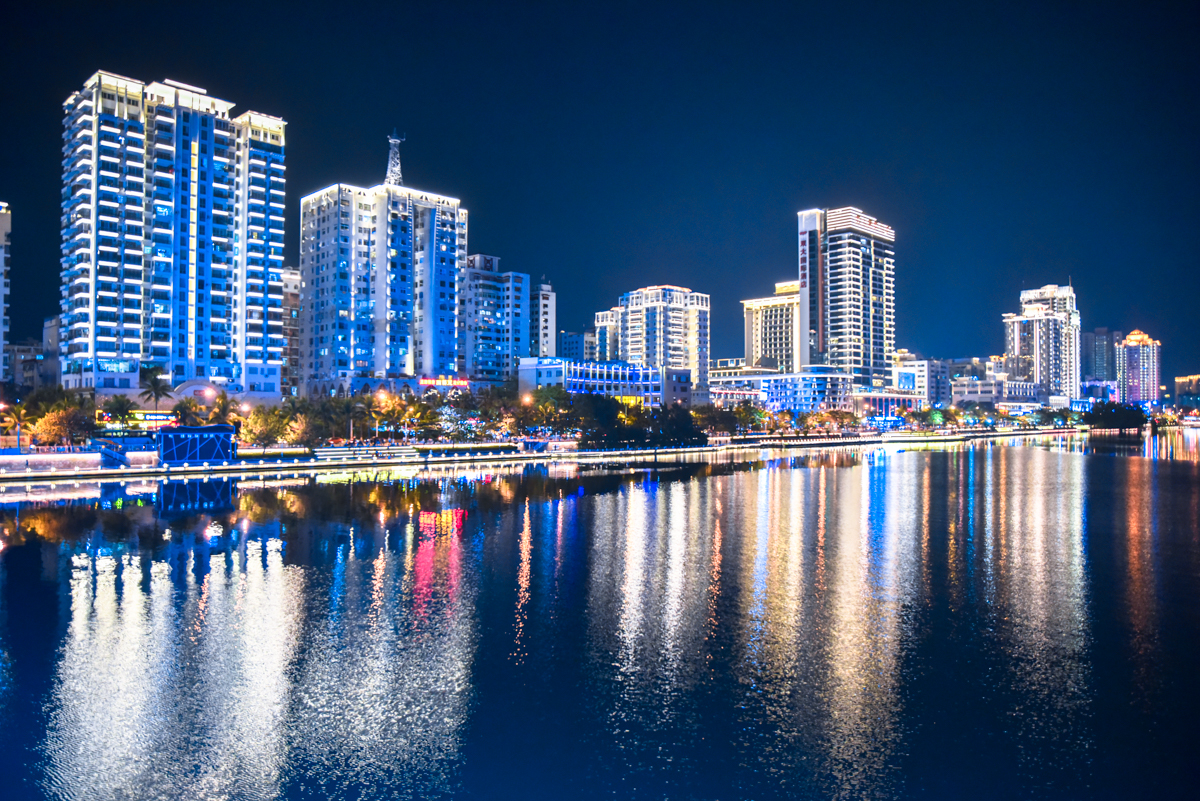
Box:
[385,129,405,186]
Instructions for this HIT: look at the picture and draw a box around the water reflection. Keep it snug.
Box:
[0,436,1195,799]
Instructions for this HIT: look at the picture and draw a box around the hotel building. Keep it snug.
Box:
[1115,330,1161,404]
[797,207,896,388]
[299,176,468,397]
[741,280,804,373]
[60,71,286,396]
[1002,284,1081,401]
[593,284,710,398]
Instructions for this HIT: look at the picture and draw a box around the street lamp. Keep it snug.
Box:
[240,403,251,413]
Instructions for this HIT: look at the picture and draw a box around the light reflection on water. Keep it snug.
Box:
[0,435,1197,799]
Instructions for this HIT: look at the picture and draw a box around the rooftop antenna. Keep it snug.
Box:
[385,129,405,186]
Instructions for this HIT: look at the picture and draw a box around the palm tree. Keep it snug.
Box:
[2,402,35,453]
[172,398,203,426]
[102,395,138,429]
[206,391,234,424]
[139,374,172,412]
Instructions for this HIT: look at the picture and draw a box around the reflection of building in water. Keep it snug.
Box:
[285,505,474,797]
[988,447,1092,784]
[45,539,304,799]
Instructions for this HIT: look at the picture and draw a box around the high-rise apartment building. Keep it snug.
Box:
[457,254,529,381]
[1115,330,1160,404]
[0,203,11,383]
[1002,284,1081,401]
[742,279,804,372]
[1081,327,1122,382]
[593,284,710,395]
[60,71,287,396]
[300,171,468,396]
[797,207,896,387]
[531,277,556,358]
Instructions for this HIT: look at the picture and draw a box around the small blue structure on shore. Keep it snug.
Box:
[157,425,237,466]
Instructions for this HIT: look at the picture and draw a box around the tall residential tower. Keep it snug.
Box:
[60,71,287,396]
[1115,330,1161,404]
[300,170,468,396]
[797,207,896,388]
[1002,284,1081,401]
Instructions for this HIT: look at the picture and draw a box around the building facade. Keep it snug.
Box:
[60,71,287,397]
[299,175,468,397]
[1081,327,1122,382]
[1176,375,1200,408]
[0,203,10,383]
[796,207,896,388]
[458,254,529,382]
[558,329,597,362]
[1115,329,1161,404]
[531,277,556,358]
[518,357,692,407]
[280,267,301,396]
[741,279,804,373]
[593,284,710,397]
[891,350,952,407]
[1002,284,1081,401]
[709,365,853,413]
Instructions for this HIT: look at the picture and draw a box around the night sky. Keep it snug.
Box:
[3,1,1197,383]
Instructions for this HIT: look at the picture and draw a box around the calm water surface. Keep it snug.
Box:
[1,432,1198,800]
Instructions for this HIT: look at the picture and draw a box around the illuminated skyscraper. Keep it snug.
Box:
[1115,330,1161,404]
[60,71,286,396]
[299,180,467,396]
[797,207,896,388]
[1002,284,1081,401]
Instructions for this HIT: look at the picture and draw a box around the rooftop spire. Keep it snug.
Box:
[385,129,405,186]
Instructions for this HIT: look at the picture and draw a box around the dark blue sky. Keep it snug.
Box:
[3,1,1197,382]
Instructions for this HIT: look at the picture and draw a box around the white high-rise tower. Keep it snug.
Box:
[1003,284,1081,401]
[797,207,896,388]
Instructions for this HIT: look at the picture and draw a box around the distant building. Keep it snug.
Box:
[1002,284,1081,401]
[709,364,853,413]
[951,366,1041,413]
[741,280,805,373]
[531,277,556,358]
[891,349,952,407]
[5,339,42,390]
[559,329,597,362]
[0,203,10,383]
[1176,375,1200,408]
[60,71,287,398]
[797,207,896,388]
[281,268,301,396]
[1081,327,1122,381]
[518,357,692,407]
[458,254,529,382]
[1115,329,1161,404]
[41,316,62,389]
[593,284,710,400]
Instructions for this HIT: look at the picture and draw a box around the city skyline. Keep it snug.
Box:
[1,2,1197,383]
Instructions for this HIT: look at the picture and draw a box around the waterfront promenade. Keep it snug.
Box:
[0,427,1079,487]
